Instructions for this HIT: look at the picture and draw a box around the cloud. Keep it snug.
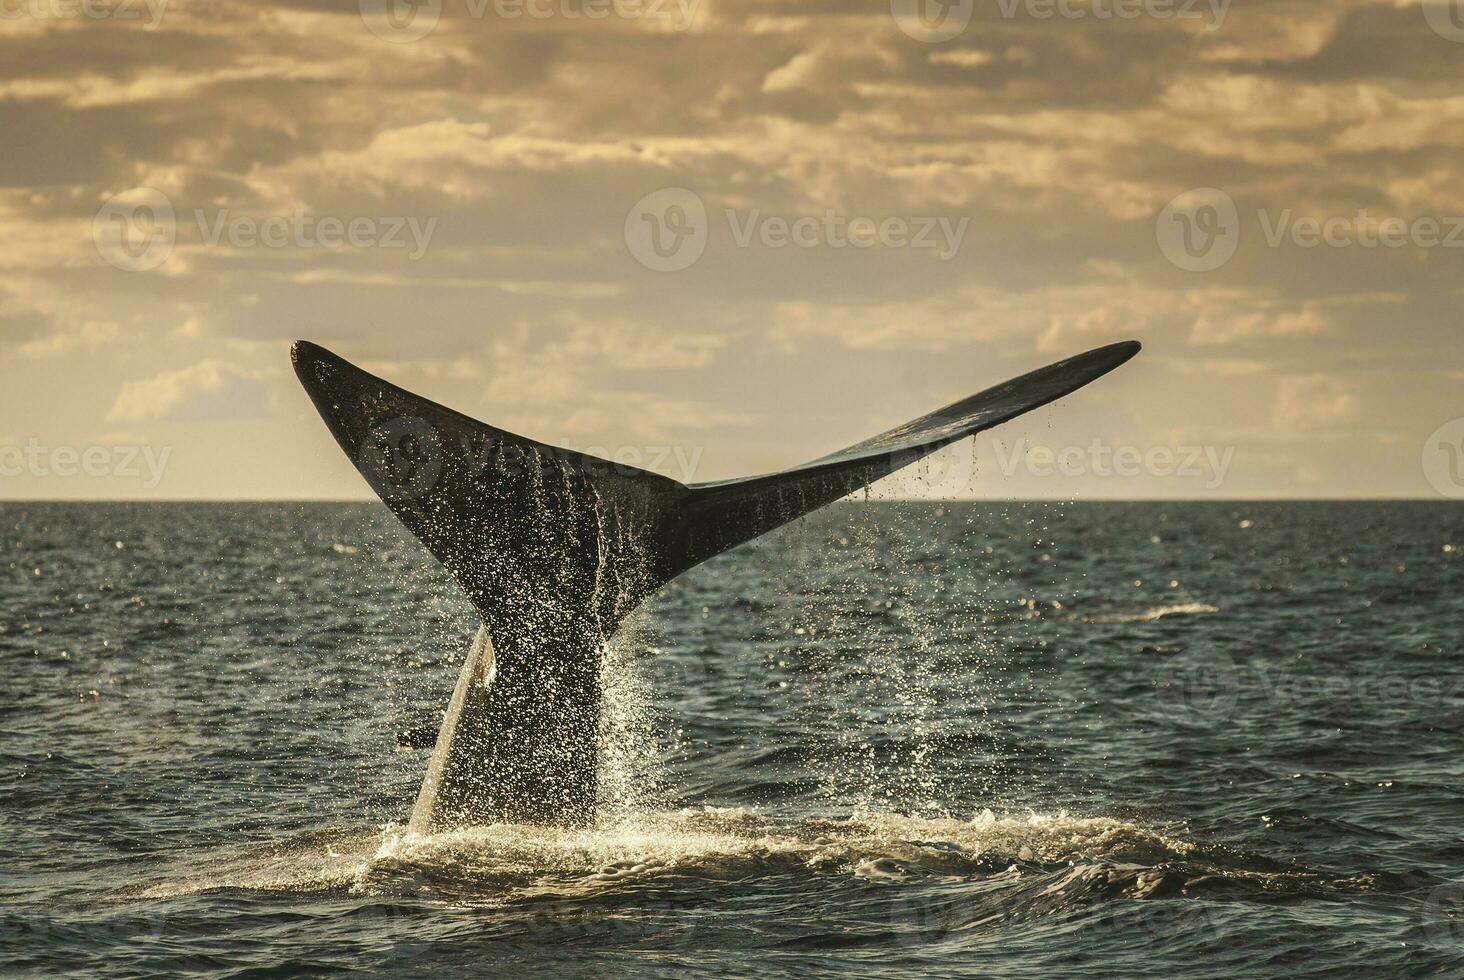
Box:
[1272,374,1358,430]
[770,288,1043,352]
[540,317,728,369]
[107,359,273,423]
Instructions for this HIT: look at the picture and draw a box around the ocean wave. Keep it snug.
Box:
[134,805,1373,913]
[1074,602,1221,624]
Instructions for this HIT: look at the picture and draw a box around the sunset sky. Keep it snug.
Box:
[2,0,1462,499]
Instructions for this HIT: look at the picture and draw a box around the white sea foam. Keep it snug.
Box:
[136,806,1205,901]
[1077,602,1220,624]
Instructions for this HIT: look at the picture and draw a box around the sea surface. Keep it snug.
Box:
[3,500,1461,978]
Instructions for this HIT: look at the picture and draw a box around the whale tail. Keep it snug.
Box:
[291,338,1140,826]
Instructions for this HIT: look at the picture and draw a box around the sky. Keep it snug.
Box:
[2,0,1463,500]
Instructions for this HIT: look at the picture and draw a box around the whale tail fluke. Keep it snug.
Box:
[291,338,1139,826]
[293,339,1140,630]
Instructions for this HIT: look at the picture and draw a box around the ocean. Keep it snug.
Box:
[3,501,1461,977]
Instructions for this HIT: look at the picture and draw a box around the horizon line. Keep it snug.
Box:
[0,496,1454,505]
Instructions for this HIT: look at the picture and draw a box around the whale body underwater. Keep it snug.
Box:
[290,339,1141,830]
